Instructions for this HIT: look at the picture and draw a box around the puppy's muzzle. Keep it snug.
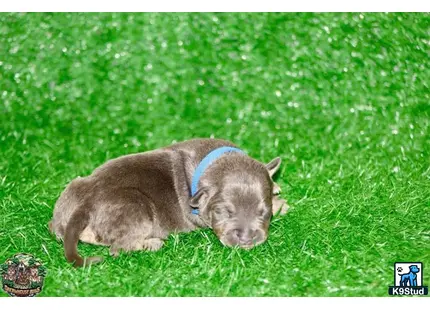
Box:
[224,228,266,249]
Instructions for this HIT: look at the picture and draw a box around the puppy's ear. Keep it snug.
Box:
[266,157,282,178]
[190,187,212,211]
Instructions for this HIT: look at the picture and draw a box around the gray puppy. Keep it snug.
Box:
[49,138,288,267]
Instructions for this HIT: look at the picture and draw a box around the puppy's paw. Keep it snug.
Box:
[142,238,164,251]
[273,182,281,195]
[272,196,290,216]
[110,246,121,257]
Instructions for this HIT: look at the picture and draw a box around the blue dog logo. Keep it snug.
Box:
[389,262,428,295]
[398,265,420,287]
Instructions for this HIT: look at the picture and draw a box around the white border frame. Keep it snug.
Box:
[0,297,429,309]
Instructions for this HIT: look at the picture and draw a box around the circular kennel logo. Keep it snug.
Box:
[1,253,46,297]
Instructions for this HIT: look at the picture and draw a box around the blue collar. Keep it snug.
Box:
[190,146,244,215]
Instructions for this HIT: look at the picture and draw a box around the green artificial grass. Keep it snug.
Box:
[0,12,429,297]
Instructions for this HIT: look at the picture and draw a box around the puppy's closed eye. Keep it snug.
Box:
[214,207,233,218]
[257,207,271,218]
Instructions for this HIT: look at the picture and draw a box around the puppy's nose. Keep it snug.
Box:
[234,229,257,245]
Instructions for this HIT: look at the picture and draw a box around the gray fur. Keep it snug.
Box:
[49,138,286,266]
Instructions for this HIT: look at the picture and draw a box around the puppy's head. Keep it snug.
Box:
[191,156,281,249]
